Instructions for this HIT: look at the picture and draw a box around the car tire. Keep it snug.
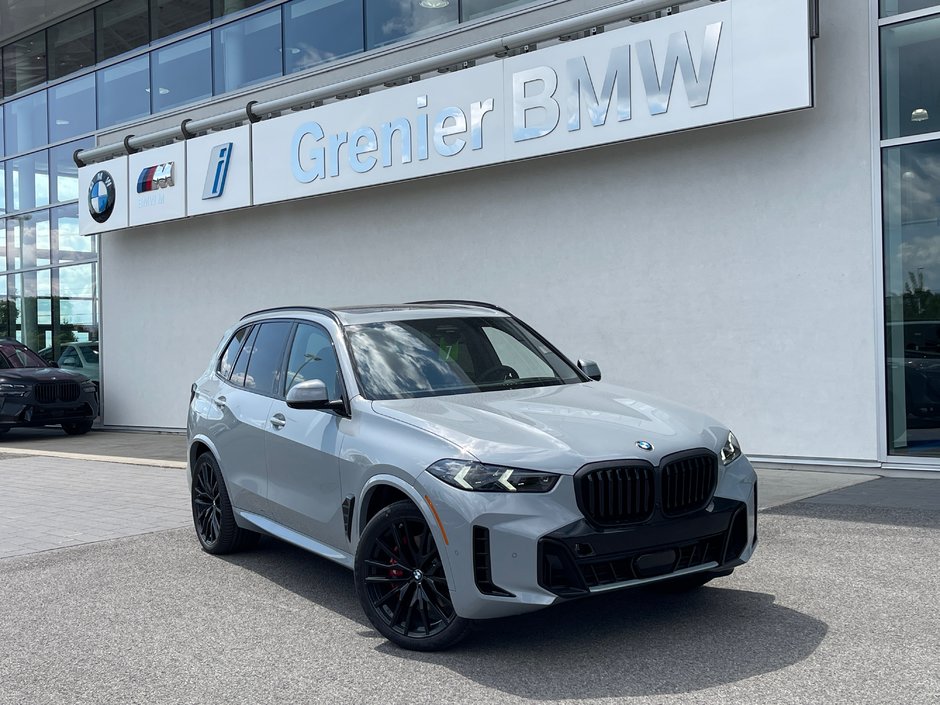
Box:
[191,452,258,554]
[651,569,731,592]
[61,420,93,435]
[355,500,472,651]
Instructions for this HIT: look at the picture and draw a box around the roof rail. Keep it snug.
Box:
[406,300,513,315]
[240,306,341,323]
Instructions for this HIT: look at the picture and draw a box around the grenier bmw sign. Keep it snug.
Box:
[77,0,812,234]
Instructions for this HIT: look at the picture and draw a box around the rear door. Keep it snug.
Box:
[264,321,346,550]
[210,321,293,516]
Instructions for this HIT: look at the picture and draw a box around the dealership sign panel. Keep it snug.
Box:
[78,0,812,234]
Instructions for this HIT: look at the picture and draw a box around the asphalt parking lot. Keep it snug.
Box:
[0,434,938,705]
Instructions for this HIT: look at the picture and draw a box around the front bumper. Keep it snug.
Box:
[419,455,758,620]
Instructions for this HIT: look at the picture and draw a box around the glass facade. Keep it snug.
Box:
[0,0,545,416]
[882,3,940,456]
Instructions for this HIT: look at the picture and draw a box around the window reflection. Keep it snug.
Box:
[365,0,457,50]
[213,8,282,94]
[5,152,50,213]
[2,32,47,97]
[284,0,364,74]
[884,140,940,455]
[881,1,940,17]
[58,263,99,352]
[4,92,49,155]
[151,34,212,113]
[213,0,268,16]
[97,0,150,62]
[49,75,97,143]
[152,0,212,40]
[51,139,95,205]
[97,56,151,128]
[461,0,531,22]
[48,11,96,81]
[53,204,96,265]
[881,15,940,139]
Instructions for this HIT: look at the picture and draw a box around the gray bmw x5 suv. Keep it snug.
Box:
[188,301,757,650]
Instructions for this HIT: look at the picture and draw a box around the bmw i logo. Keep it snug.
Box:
[636,440,654,451]
[88,170,116,223]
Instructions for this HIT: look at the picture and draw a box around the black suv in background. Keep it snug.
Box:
[0,339,99,435]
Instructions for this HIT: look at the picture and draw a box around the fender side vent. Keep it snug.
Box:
[473,526,514,597]
[342,495,355,540]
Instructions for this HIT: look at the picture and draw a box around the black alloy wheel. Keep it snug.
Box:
[355,500,471,651]
[191,452,258,554]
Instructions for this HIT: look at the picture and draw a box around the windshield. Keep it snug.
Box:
[0,343,51,369]
[346,316,584,400]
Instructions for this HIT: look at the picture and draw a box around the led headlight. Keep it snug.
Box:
[720,431,742,466]
[426,459,559,493]
[81,382,97,392]
[0,383,27,397]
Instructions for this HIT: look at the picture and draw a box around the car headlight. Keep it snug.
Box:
[0,383,27,397]
[81,382,97,392]
[720,431,742,466]
[426,459,560,493]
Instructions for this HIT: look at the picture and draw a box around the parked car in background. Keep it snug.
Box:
[0,338,99,435]
[38,342,100,384]
[188,301,758,651]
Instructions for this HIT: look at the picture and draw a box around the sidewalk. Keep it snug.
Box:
[0,427,187,467]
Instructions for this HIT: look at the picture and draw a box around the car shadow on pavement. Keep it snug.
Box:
[224,538,826,700]
[381,585,828,700]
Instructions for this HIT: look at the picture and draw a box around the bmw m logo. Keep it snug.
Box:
[636,440,654,451]
[88,170,116,224]
[137,162,174,193]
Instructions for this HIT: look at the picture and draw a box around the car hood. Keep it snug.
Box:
[371,382,727,474]
[0,368,91,384]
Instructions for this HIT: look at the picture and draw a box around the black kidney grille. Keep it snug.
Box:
[579,465,654,525]
[662,453,718,516]
[35,382,81,404]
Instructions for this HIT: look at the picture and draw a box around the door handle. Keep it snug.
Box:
[214,396,227,409]
[270,413,286,429]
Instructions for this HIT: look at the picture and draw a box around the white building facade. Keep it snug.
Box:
[3,0,937,471]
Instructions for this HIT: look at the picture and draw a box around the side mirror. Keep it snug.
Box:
[286,379,331,409]
[578,359,602,381]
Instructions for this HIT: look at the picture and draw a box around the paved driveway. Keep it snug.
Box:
[0,455,937,705]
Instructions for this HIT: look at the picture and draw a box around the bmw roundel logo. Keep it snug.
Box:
[636,440,654,452]
[88,170,116,223]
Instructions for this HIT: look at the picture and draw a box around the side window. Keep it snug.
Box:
[229,325,258,387]
[217,325,251,379]
[244,321,293,395]
[285,323,341,398]
[59,349,82,368]
[483,327,554,379]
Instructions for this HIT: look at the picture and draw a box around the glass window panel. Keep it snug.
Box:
[97,56,151,128]
[461,0,530,22]
[97,0,150,62]
[881,15,940,139]
[365,0,456,50]
[48,11,96,81]
[0,275,8,338]
[51,138,95,205]
[0,110,4,158]
[53,203,96,264]
[152,0,211,40]
[284,0,364,73]
[5,151,50,213]
[881,1,940,17]
[2,31,47,97]
[49,75,96,142]
[0,218,5,269]
[57,263,99,352]
[5,209,50,271]
[213,0,268,16]
[244,321,293,394]
[3,92,49,154]
[151,34,211,113]
[7,270,51,350]
[0,169,5,215]
[883,140,940,456]
[213,8,282,94]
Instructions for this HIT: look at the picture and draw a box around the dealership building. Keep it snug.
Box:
[1,0,939,471]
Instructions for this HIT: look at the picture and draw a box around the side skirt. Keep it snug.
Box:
[236,510,354,569]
